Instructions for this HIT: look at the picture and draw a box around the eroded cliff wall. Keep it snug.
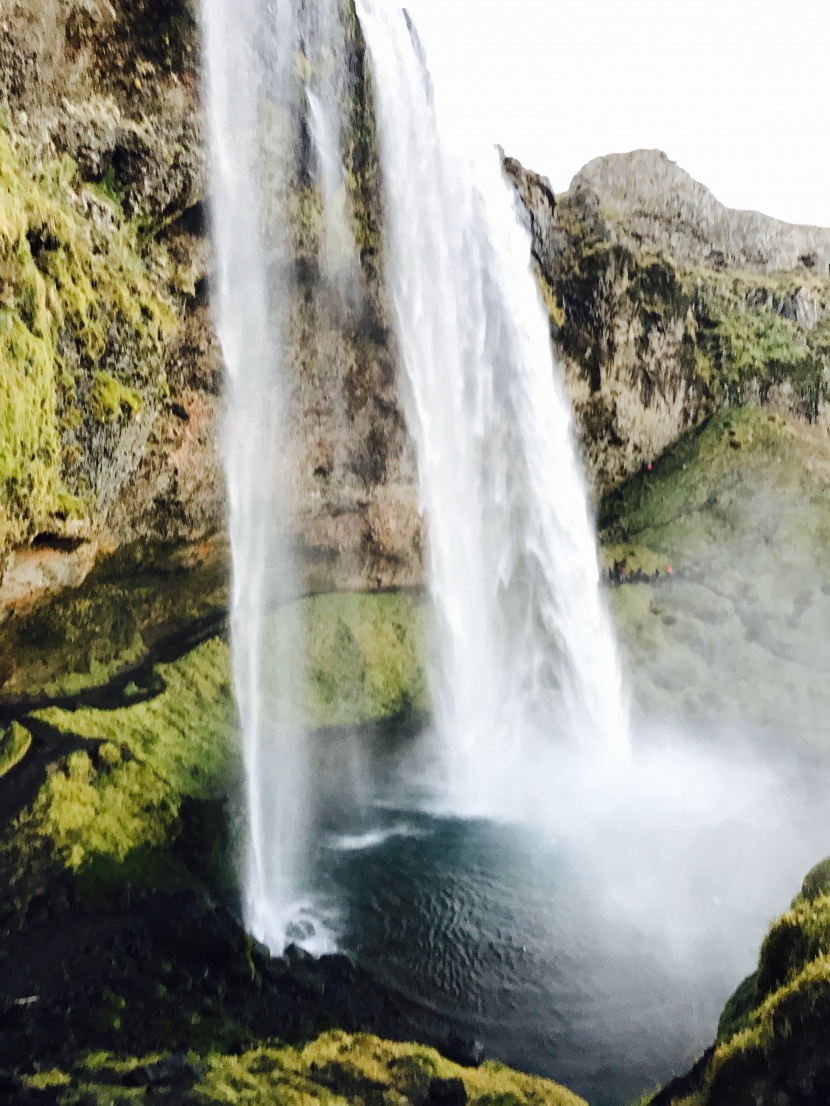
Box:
[2,5,830,684]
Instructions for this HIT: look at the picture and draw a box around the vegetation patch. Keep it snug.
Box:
[599,406,826,562]
[0,719,31,777]
[35,1031,586,1106]
[304,592,428,728]
[548,186,830,428]
[1,588,426,899]
[19,635,236,889]
[599,406,830,734]
[88,370,143,424]
[0,540,228,704]
[655,858,830,1105]
[0,127,173,551]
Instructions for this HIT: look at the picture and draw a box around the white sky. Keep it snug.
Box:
[404,0,830,227]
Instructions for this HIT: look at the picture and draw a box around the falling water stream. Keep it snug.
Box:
[357,0,629,806]
[203,0,357,951]
[205,0,627,939]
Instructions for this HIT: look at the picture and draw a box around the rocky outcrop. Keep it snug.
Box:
[0,0,424,629]
[0,0,222,609]
[652,856,830,1106]
[514,148,830,493]
[573,150,830,276]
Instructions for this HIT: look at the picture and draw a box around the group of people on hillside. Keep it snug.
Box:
[608,561,673,586]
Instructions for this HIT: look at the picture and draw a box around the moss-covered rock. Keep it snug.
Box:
[8,1031,585,1106]
[653,860,830,1106]
[0,538,229,704]
[1,588,425,906]
[304,591,427,728]
[0,128,173,550]
[28,634,236,882]
[0,720,31,777]
[506,149,830,495]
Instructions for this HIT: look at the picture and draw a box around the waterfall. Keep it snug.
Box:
[356,0,630,801]
[204,0,629,945]
[202,0,355,952]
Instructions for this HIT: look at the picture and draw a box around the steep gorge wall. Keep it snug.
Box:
[0,0,222,601]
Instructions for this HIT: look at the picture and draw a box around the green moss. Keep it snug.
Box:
[799,857,830,904]
[599,407,809,556]
[535,265,565,329]
[0,128,174,549]
[26,636,235,883]
[0,719,32,776]
[601,404,830,735]
[25,1070,70,1090]
[755,893,830,1001]
[9,589,426,887]
[37,636,236,805]
[304,592,427,728]
[705,300,817,401]
[0,539,228,705]
[60,1031,586,1106]
[657,866,830,1104]
[716,971,758,1041]
[33,748,176,873]
[90,167,125,215]
[89,370,143,423]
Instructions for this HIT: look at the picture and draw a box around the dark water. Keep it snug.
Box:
[306,725,828,1106]
[317,809,723,1106]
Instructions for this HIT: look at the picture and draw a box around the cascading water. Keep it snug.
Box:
[205,0,628,941]
[202,0,356,951]
[356,0,630,802]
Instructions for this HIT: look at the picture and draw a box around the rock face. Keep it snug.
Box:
[0,0,222,604]
[514,148,830,493]
[0,0,420,667]
[3,7,830,676]
[574,150,830,276]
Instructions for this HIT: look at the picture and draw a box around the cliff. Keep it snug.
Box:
[511,148,830,493]
[3,7,830,667]
[0,0,420,701]
[0,0,221,596]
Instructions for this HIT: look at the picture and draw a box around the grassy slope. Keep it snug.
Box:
[4,591,425,898]
[599,407,830,738]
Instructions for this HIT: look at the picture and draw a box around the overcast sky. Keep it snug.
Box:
[404,0,830,227]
